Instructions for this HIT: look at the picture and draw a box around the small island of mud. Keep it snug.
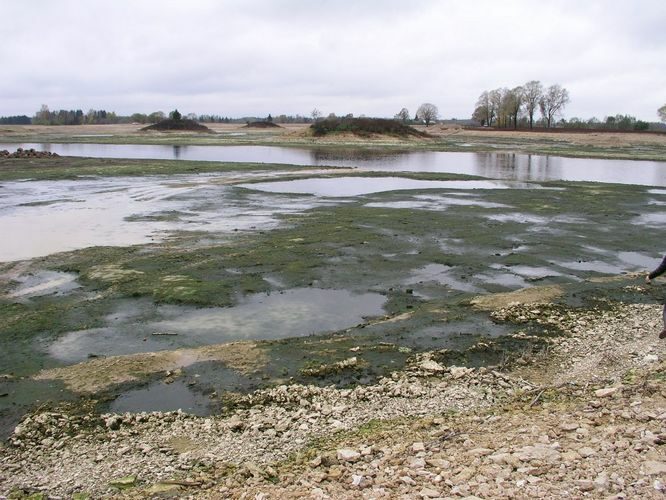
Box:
[243,121,282,128]
[141,118,213,133]
[310,117,430,138]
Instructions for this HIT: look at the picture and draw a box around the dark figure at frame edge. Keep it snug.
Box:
[646,254,666,339]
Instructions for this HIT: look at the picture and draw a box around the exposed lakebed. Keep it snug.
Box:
[1,152,665,437]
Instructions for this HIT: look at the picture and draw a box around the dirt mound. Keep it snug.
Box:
[243,121,281,128]
[311,117,430,138]
[141,119,213,132]
[0,148,58,158]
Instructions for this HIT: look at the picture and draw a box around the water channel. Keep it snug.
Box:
[2,143,666,186]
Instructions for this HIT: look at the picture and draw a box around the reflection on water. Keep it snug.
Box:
[0,175,337,262]
[2,143,665,186]
[48,288,387,363]
[110,380,211,415]
[240,177,529,197]
[7,271,80,298]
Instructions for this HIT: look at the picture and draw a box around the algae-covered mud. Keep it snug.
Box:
[1,152,665,438]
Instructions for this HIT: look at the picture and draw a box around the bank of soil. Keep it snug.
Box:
[141,119,213,133]
[1,299,664,498]
[0,124,664,161]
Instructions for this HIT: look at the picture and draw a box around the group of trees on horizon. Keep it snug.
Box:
[472,81,572,129]
[470,81,662,131]
[0,105,315,126]
[392,103,439,126]
[1,101,665,130]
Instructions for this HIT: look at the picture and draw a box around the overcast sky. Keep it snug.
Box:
[1,0,664,121]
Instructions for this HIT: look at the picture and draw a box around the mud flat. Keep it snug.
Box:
[0,140,665,497]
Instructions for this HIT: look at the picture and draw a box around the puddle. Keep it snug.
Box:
[405,264,482,293]
[485,213,549,224]
[109,380,211,415]
[633,212,666,227]
[556,259,626,274]
[48,288,387,364]
[475,272,528,288]
[240,177,530,197]
[495,265,564,279]
[617,252,660,269]
[366,193,510,210]
[7,270,80,298]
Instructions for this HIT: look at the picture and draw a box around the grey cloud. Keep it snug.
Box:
[0,0,664,120]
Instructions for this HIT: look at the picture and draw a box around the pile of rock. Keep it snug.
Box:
[0,148,59,158]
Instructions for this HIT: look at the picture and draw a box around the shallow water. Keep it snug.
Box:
[109,380,211,415]
[2,143,666,186]
[47,288,387,363]
[0,174,335,262]
[7,271,80,298]
[239,177,531,197]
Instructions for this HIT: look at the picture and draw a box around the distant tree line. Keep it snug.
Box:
[32,105,120,125]
[0,115,31,124]
[560,114,650,131]
[0,105,317,126]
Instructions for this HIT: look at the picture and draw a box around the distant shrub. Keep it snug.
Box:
[243,121,281,128]
[310,117,429,137]
[141,119,212,132]
[634,120,649,131]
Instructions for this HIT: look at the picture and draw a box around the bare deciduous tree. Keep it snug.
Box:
[503,86,523,129]
[311,108,322,122]
[416,103,439,126]
[488,89,502,126]
[539,84,569,128]
[395,107,410,123]
[522,80,543,129]
[658,104,666,123]
[474,91,493,126]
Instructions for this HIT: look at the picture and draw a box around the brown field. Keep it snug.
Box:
[1,122,665,148]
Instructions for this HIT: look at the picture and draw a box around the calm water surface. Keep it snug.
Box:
[2,143,666,186]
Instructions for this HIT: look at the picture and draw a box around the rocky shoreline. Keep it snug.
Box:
[1,302,665,498]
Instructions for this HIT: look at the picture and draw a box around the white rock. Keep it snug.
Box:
[400,476,417,486]
[514,444,561,463]
[594,387,619,398]
[468,447,493,457]
[426,458,451,469]
[337,448,361,462]
[559,422,579,432]
[642,460,666,475]
[419,487,441,498]
[576,480,594,491]
[594,472,610,491]
[311,487,329,500]
[450,366,473,379]
[408,457,426,469]
[419,360,445,373]
[412,442,426,452]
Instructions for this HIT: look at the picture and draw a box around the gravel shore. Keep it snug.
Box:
[1,302,664,499]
